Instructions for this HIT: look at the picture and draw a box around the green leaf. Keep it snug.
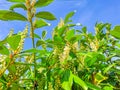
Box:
[73,74,88,90]
[42,30,47,39]
[9,3,27,11]
[36,40,45,47]
[62,71,73,90]
[86,82,101,90]
[0,44,9,55]
[64,11,75,23]
[61,69,70,82]
[34,33,41,39]
[35,0,54,7]
[103,86,113,90]
[7,35,21,50]
[34,19,49,28]
[70,35,82,43]
[95,72,108,85]
[103,63,116,74]
[35,11,56,20]
[110,26,120,39]
[82,27,87,33]
[7,0,25,2]
[65,29,75,41]
[22,48,40,53]
[8,64,16,73]
[53,35,64,45]
[0,10,27,21]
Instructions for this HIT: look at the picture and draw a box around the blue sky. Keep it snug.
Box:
[0,0,120,49]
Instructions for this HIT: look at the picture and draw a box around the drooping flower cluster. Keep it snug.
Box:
[16,26,28,54]
[59,43,71,64]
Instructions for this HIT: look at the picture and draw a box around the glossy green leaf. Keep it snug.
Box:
[34,33,41,39]
[70,35,82,43]
[62,71,73,90]
[7,0,25,2]
[65,29,75,41]
[86,82,101,90]
[103,63,116,74]
[82,27,87,33]
[9,3,27,11]
[110,26,120,39]
[35,0,54,7]
[35,11,56,20]
[0,10,27,21]
[8,64,16,73]
[22,48,39,53]
[103,86,113,90]
[0,44,9,55]
[64,11,75,23]
[61,69,70,82]
[34,19,49,28]
[7,35,21,50]
[36,40,45,47]
[42,30,47,39]
[73,74,88,90]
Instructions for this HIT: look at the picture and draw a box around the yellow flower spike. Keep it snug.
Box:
[58,18,64,29]
[31,0,36,8]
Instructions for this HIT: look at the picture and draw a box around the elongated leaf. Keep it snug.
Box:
[103,86,113,90]
[22,48,39,53]
[64,11,75,23]
[0,44,9,55]
[0,10,27,21]
[73,74,88,90]
[35,11,56,20]
[36,40,45,47]
[10,3,27,11]
[42,30,47,39]
[62,71,73,90]
[103,63,116,74]
[65,29,75,41]
[86,82,101,90]
[34,19,49,28]
[7,0,25,2]
[34,33,41,39]
[7,35,21,50]
[110,26,120,39]
[35,0,54,7]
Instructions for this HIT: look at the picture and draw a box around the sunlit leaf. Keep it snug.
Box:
[65,29,75,41]
[9,3,27,11]
[34,19,49,29]
[62,71,73,90]
[42,30,47,39]
[103,86,113,90]
[0,10,27,21]
[110,26,120,39]
[64,11,75,23]
[34,33,41,39]
[35,0,54,7]
[86,82,101,90]
[103,63,116,74]
[7,35,21,50]
[73,74,88,90]
[36,40,45,47]
[0,44,9,55]
[7,0,25,2]
[35,11,56,20]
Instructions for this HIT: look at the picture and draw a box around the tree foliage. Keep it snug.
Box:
[0,0,120,90]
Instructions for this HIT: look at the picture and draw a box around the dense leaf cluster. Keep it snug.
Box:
[0,0,120,90]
